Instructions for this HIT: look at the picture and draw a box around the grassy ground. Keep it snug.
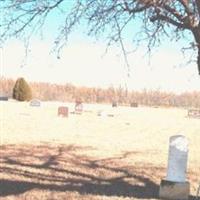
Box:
[0,101,199,199]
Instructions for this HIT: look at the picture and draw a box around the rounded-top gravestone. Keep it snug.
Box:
[166,135,189,182]
[29,99,41,107]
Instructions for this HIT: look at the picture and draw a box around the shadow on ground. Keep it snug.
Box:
[0,143,169,199]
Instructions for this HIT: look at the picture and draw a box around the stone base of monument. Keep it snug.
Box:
[159,179,190,200]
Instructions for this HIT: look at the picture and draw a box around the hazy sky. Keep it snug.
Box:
[1,1,200,94]
[1,38,200,93]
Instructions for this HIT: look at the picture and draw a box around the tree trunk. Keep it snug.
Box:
[192,26,200,75]
[198,47,200,75]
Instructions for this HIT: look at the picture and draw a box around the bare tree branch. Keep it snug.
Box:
[0,0,200,75]
[114,16,131,77]
[163,4,184,22]
[150,14,187,29]
[177,0,192,15]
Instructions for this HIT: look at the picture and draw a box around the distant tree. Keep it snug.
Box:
[1,1,200,75]
[13,78,32,101]
[0,77,198,107]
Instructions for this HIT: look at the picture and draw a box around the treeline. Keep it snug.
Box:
[1,77,200,108]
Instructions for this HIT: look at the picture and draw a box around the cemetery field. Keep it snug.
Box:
[0,100,199,200]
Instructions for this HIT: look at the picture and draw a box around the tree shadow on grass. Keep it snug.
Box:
[0,143,162,199]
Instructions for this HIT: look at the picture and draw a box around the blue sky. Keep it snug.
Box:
[1,1,200,93]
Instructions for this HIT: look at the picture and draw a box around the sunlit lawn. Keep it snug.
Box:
[0,101,199,199]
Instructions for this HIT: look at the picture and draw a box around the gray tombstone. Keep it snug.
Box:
[29,99,41,107]
[0,96,8,101]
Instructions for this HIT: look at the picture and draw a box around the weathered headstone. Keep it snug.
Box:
[30,99,41,107]
[188,109,200,118]
[112,102,117,107]
[166,135,188,182]
[0,96,8,101]
[130,102,138,107]
[159,135,190,200]
[75,101,83,114]
[58,106,68,117]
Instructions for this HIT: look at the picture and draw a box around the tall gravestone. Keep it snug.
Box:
[166,135,188,182]
[159,135,190,200]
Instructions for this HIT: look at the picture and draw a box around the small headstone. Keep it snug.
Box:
[188,109,200,118]
[112,102,117,107]
[29,99,41,107]
[130,102,138,107]
[58,106,68,117]
[0,96,8,101]
[75,100,83,114]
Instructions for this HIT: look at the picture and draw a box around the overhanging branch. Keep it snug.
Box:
[122,1,151,14]
[163,4,184,22]
[150,13,188,29]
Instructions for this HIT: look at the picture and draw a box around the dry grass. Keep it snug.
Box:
[0,101,199,200]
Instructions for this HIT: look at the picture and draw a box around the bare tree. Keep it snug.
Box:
[1,0,200,74]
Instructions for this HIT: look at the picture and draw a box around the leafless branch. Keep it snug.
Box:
[0,0,200,74]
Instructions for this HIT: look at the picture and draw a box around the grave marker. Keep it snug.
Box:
[112,102,117,107]
[75,101,83,114]
[188,109,200,118]
[0,96,8,101]
[159,135,190,200]
[130,102,138,107]
[58,106,68,117]
[30,99,41,107]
